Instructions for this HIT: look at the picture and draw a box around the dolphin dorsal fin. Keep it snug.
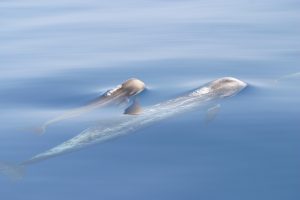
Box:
[124,99,142,115]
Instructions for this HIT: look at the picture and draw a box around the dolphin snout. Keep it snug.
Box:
[235,78,247,89]
[221,77,247,90]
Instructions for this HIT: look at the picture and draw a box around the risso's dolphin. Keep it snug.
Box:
[0,77,247,180]
[35,78,145,134]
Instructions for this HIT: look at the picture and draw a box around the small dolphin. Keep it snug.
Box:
[0,77,247,180]
[35,78,145,134]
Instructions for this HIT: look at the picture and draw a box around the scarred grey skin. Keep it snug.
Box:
[37,78,145,134]
[0,77,247,180]
[103,78,145,98]
[190,77,247,98]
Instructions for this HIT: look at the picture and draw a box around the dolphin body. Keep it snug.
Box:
[36,78,145,134]
[0,77,247,180]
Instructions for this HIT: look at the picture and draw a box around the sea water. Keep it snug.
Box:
[0,0,299,199]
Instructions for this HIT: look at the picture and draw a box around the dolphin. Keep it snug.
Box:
[35,78,145,134]
[0,77,247,180]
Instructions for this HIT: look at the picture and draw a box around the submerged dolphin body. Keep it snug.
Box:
[36,78,145,134]
[0,77,247,180]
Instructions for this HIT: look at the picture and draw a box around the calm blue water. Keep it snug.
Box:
[1,0,300,199]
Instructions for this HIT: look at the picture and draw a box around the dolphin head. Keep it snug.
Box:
[209,77,247,97]
[190,77,247,98]
[121,78,146,96]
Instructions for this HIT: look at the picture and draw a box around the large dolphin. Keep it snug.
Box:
[0,77,247,180]
[36,78,145,134]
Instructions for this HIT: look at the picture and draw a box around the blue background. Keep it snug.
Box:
[0,0,299,199]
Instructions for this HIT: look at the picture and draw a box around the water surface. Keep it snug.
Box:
[1,0,300,199]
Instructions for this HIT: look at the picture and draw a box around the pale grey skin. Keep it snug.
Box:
[37,78,145,134]
[0,77,247,179]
